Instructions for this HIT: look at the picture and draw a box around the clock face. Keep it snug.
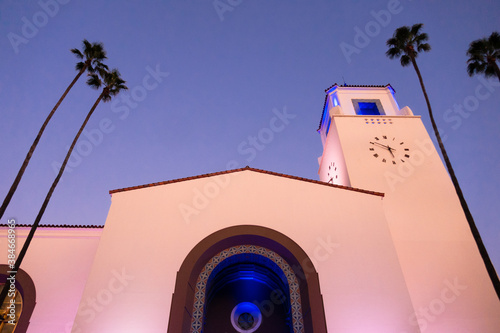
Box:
[369,135,410,165]
[327,161,339,184]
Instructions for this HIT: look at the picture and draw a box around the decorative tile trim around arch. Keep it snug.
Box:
[190,245,304,333]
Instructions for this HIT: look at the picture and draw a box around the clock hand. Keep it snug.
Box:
[370,141,390,149]
[388,147,395,157]
[371,141,397,157]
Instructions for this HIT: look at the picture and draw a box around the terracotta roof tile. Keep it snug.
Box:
[324,83,393,92]
[0,224,104,228]
[109,166,384,197]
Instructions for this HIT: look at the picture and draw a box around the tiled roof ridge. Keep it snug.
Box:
[324,83,393,92]
[0,224,104,228]
[109,166,384,197]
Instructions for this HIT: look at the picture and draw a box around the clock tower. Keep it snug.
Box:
[317,84,500,332]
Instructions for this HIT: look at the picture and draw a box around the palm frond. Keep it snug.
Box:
[98,66,111,78]
[467,60,486,76]
[110,82,128,96]
[97,68,128,103]
[484,65,496,77]
[82,39,93,59]
[75,62,86,71]
[400,55,411,67]
[72,39,110,80]
[394,26,410,45]
[467,53,485,64]
[488,31,500,49]
[467,39,487,57]
[386,23,429,68]
[466,31,500,78]
[417,43,431,52]
[71,48,83,59]
[386,37,397,48]
[90,42,107,62]
[414,33,429,46]
[86,73,102,90]
[386,46,401,59]
[87,61,108,74]
[410,23,424,36]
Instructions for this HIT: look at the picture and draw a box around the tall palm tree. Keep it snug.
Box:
[0,69,127,306]
[466,31,500,82]
[0,39,108,220]
[386,23,500,298]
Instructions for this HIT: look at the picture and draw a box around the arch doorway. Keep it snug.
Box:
[0,266,36,333]
[203,249,294,332]
[167,225,327,333]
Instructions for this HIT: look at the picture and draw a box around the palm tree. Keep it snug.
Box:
[0,40,108,220]
[386,23,500,298]
[0,69,127,306]
[466,31,500,82]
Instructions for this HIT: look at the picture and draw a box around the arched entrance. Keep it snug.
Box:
[167,225,327,333]
[195,246,299,333]
[0,265,36,333]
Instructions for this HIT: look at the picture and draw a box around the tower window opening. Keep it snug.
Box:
[352,99,384,116]
[358,102,379,115]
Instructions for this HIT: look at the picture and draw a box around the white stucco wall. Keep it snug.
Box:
[73,170,418,333]
[0,226,102,333]
[320,113,500,332]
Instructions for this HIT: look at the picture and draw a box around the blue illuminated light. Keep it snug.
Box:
[322,101,330,133]
[357,102,380,115]
[325,85,338,94]
[389,90,400,111]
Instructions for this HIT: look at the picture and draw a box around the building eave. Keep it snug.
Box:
[109,166,384,197]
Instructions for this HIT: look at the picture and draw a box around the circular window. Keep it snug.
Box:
[230,302,262,333]
[238,312,254,329]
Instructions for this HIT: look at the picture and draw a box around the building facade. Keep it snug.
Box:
[1,85,499,333]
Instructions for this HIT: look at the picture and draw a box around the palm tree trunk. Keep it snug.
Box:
[0,66,87,220]
[411,56,500,299]
[0,91,104,306]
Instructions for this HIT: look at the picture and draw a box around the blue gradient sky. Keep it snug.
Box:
[1,1,499,270]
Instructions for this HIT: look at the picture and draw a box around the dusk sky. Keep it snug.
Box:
[1,1,499,272]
